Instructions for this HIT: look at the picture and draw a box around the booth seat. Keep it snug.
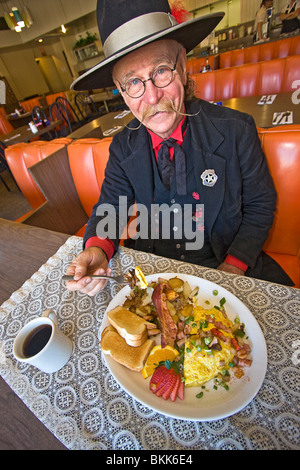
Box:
[5,138,72,210]
[190,55,300,102]
[6,129,299,287]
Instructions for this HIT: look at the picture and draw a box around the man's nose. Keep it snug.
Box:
[143,79,164,104]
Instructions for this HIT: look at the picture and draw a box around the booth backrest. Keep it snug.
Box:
[186,37,300,75]
[191,55,300,102]
[0,114,14,135]
[19,97,42,113]
[45,92,67,106]
[67,137,113,217]
[217,35,300,68]
[5,138,72,209]
[258,125,300,287]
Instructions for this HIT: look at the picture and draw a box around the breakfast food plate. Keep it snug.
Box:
[100,273,267,421]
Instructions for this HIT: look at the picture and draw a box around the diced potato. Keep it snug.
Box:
[166,289,179,301]
[141,293,153,306]
[136,306,151,317]
[166,299,176,317]
[178,303,193,317]
[189,286,199,299]
[182,281,192,299]
[168,277,184,292]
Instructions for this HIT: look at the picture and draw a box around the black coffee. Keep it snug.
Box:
[22,324,52,358]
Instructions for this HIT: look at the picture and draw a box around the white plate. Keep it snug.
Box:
[100,273,267,421]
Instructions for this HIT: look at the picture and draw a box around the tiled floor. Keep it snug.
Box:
[0,171,31,221]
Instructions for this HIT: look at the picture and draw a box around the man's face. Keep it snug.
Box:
[113,40,187,139]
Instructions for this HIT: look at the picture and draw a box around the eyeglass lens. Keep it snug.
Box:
[125,65,174,98]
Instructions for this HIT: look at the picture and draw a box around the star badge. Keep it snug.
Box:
[201,169,218,187]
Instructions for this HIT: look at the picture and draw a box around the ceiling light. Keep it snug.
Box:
[61,24,67,33]
[12,7,25,27]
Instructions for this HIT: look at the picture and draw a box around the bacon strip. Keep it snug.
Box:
[152,284,178,348]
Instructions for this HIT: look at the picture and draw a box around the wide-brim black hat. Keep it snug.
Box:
[71,0,224,91]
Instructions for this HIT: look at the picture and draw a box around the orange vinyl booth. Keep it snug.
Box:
[0,114,14,135]
[258,126,300,288]
[5,138,72,210]
[5,128,300,288]
[190,55,300,102]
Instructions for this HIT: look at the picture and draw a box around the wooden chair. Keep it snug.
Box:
[74,92,102,122]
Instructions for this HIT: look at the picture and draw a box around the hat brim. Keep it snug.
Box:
[71,11,224,91]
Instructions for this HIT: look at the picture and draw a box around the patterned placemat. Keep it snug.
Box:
[0,236,299,450]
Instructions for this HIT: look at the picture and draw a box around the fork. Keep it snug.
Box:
[62,274,128,284]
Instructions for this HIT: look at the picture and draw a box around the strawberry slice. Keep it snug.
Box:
[161,370,178,400]
[155,368,176,397]
[149,365,185,401]
[170,374,181,402]
[149,366,166,393]
[177,375,184,400]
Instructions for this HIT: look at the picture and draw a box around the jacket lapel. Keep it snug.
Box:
[119,124,154,208]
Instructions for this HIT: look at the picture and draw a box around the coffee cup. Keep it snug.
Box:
[13,310,73,373]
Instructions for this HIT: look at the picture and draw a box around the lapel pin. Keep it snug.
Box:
[201,169,218,187]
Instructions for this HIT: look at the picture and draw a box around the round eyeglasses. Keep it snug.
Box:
[119,54,179,99]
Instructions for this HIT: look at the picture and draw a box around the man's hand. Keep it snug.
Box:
[217,262,245,276]
[65,247,112,296]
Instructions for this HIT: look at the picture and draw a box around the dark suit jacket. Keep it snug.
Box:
[84,99,277,271]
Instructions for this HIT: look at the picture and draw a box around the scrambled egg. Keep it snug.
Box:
[183,306,235,387]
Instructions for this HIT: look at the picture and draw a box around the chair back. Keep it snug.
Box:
[49,101,73,136]
[32,106,48,124]
[74,92,100,121]
[55,96,81,123]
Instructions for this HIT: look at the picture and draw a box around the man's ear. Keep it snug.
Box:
[178,48,187,86]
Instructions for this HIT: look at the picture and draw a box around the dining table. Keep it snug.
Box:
[67,110,133,140]
[90,90,119,113]
[0,218,299,451]
[6,111,32,129]
[6,105,50,130]
[222,92,300,128]
[1,120,63,146]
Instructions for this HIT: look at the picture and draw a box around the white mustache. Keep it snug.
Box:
[141,100,175,122]
[126,100,200,131]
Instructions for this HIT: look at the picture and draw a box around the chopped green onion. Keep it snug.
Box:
[235,329,245,338]
[196,392,204,399]
[213,289,218,296]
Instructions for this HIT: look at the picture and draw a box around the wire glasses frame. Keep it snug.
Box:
[118,53,179,99]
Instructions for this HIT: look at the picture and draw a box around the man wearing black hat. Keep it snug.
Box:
[66,0,293,295]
